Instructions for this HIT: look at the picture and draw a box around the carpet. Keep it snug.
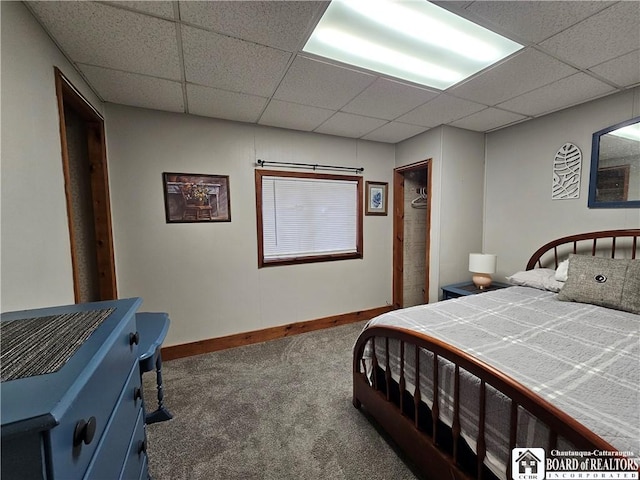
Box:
[144,321,422,480]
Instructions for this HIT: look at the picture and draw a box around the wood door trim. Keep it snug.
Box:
[392,169,404,309]
[423,163,432,304]
[86,121,117,299]
[54,67,117,301]
[392,159,432,308]
[54,71,80,301]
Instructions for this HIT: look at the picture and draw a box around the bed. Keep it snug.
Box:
[352,229,639,480]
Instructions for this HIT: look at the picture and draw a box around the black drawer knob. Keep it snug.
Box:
[138,439,147,455]
[73,416,97,446]
[129,331,140,346]
[134,387,143,402]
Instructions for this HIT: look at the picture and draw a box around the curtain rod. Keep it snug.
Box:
[256,159,364,174]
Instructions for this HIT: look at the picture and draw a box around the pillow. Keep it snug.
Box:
[555,259,569,282]
[556,254,640,314]
[506,268,564,292]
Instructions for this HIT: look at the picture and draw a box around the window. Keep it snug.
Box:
[255,169,363,267]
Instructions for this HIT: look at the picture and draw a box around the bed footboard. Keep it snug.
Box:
[353,325,618,480]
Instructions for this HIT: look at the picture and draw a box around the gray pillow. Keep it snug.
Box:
[557,254,640,314]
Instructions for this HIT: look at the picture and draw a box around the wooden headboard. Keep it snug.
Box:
[526,229,640,270]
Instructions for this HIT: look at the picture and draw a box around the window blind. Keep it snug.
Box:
[261,176,359,261]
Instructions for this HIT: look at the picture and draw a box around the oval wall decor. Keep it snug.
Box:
[552,142,582,199]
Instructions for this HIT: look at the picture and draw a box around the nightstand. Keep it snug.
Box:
[441,281,510,300]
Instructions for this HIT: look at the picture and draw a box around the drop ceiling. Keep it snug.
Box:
[25,1,640,144]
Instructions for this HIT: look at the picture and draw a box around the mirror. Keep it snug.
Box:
[588,116,640,208]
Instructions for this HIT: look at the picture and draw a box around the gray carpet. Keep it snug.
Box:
[143,321,422,480]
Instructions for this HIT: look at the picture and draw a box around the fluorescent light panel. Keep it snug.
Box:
[303,0,523,90]
[610,123,640,142]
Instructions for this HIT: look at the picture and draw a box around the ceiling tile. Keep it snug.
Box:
[362,122,428,143]
[274,57,376,110]
[449,48,578,105]
[258,100,334,132]
[104,1,176,19]
[179,1,326,52]
[181,26,292,97]
[80,65,184,112]
[186,84,267,123]
[589,50,640,89]
[465,1,612,43]
[497,73,616,117]
[314,112,388,139]
[540,2,640,69]
[396,94,485,127]
[341,78,438,120]
[449,108,528,132]
[22,0,638,143]
[28,1,181,80]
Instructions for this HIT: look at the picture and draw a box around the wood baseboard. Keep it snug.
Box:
[161,305,393,361]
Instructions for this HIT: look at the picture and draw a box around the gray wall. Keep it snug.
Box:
[395,126,485,300]
[1,1,103,311]
[2,0,638,347]
[104,105,394,346]
[484,88,640,280]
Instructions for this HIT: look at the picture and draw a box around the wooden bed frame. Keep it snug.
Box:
[353,229,640,480]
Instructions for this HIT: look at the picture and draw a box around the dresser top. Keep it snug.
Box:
[0,297,142,436]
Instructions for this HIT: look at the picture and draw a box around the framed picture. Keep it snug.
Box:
[365,181,388,216]
[162,172,231,223]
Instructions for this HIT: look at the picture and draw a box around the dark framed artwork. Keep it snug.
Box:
[365,181,388,216]
[162,172,231,223]
[596,165,630,202]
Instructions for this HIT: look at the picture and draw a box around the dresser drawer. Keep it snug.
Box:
[119,408,147,480]
[83,362,144,479]
[47,312,140,479]
[138,455,149,480]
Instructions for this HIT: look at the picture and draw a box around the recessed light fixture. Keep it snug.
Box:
[303,0,523,90]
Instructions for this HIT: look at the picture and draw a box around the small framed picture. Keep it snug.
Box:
[365,181,388,216]
[162,172,231,223]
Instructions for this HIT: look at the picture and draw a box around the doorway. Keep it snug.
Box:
[54,68,117,302]
[393,160,432,309]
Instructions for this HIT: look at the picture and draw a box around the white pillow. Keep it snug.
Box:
[555,259,569,282]
[506,268,564,293]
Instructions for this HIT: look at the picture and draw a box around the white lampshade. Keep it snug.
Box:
[469,253,497,274]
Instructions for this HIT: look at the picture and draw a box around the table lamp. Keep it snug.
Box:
[469,253,497,289]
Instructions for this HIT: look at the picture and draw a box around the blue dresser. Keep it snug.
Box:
[1,298,150,480]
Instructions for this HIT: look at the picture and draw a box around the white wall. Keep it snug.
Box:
[0,2,103,311]
[3,0,637,336]
[395,125,485,300]
[438,127,485,286]
[396,127,443,302]
[104,105,394,346]
[484,87,640,280]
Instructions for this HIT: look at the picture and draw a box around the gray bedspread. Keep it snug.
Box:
[361,286,639,477]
